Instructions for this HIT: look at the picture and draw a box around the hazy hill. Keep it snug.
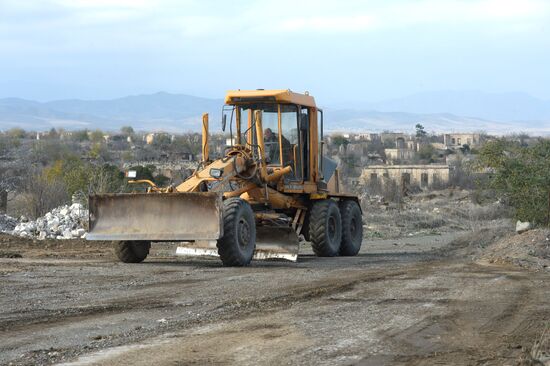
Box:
[46,92,223,121]
[0,91,549,134]
[363,90,550,122]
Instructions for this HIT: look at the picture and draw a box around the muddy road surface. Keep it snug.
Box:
[1,233,549,365]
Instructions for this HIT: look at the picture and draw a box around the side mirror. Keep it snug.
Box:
[222,115,227,132]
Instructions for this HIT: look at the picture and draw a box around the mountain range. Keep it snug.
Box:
[1,91,549,134]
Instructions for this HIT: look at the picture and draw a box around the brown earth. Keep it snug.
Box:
[0,232,549,366]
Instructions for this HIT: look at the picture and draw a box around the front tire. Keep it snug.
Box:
[217,198,256,266]
[114,241,151,263]
[308,200,342,257]
[339,200,363,256]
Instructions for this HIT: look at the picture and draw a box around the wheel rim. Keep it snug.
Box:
[238,218,251,249]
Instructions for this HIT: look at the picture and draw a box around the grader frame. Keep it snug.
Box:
[88,89,363,266]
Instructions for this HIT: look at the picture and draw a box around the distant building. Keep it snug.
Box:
[346,143,364,157]
[380,132,409,144]
[145,133,155,145]
[384,148,415,163]
[361,164,450,189]
[353,133,380,142]
[360,152,384,165]
[144,132,173,145]
[430,142,447,150]
[225,137,238,146]
[443,133,481,148]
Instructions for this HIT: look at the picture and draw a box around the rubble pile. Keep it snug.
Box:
[12,203,88,240]
[0,214,18,233]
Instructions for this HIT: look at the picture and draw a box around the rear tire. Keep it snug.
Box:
[114,241,151,263]
[339,200,363,256]
[308,199,342,257]
[217,198,256,266]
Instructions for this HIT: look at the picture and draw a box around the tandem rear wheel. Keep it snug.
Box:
[307,199,362,257]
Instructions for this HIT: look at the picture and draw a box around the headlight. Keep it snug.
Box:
[209,168,223,178]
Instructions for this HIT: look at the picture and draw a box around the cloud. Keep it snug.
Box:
[52,0,153,8]
[262,0,550,34]
[3,0,548,34]
[278,15,375,33]
[0,0,548,52]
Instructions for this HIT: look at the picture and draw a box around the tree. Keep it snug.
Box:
[7,128,26,139]
[415,124,427,139]
[23,170,69,219]
[459,144,471,154]
[43,156,90,197]
[121,126,135,136]
[90,129,104,143]
[47,128,59,139]
[129,165,169,187]
[72,129,89,142]
[332,135,350,148]
[477,138,550,226]
[0,133,17,155]
[152,133,172,148]
[417,144,435,161]
[88,164,125,194]
[30,140,73,165]
[121,151,134,162]
[89,143,111,161]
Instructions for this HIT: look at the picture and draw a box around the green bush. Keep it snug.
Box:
[417,144,435,161]
[477,138,550,226]
[44,157,125,197]
[129,165,169,187]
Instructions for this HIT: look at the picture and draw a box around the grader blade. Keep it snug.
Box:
[175,226,299,261]
[87,193,222,241]
[254,226,299,261]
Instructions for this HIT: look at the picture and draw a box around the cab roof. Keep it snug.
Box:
[224,89,316,108]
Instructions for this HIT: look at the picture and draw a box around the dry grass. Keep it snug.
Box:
[362,188,513,239]
[517,324,550,365]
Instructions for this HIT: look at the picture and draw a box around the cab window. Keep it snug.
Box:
[280,105,301,180]
[262,105,279,165]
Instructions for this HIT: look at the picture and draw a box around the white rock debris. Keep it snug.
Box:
[515,220,532,234]
[0,214,18,233]
[12,203,88,240]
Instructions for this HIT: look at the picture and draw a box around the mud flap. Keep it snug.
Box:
[176,226,300,262]
[87,193,223,241]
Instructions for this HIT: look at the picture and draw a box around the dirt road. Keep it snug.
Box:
[1,233,549,365]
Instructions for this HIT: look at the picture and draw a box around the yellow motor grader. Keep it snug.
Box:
[87,89,363,266]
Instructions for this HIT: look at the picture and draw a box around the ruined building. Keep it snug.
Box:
[361,164,450,189]
[443,133,481,149]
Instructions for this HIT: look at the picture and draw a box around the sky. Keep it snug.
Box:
[0,0,549,104]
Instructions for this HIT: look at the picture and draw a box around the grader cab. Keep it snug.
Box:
[87,89,363,266]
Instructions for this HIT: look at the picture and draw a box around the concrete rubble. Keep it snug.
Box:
[515,220,532,234]
[0,214,18,233]
[11,203,88,240]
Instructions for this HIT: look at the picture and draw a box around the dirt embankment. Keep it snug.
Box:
[444,228,550,271]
